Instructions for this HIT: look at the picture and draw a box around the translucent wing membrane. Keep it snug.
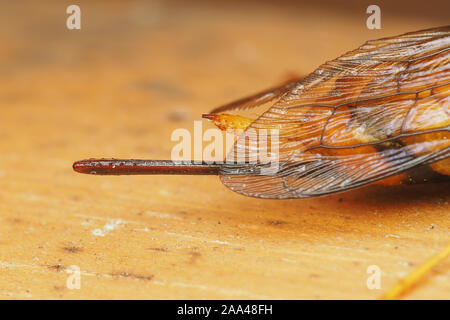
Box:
[209,77,303,114]
[221,26,450,198]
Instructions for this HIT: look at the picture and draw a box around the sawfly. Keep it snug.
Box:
[73,26,449,199]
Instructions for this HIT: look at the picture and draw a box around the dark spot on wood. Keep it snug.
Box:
[338,198,343,203]
[71,195,81,202]
[168,110,190,121]
[309,273,320,278]
[189,248,201,264]
[48,264,64,272]
[111,271,154,281]
[135,80,186,99]
[54,285,65,291]
[148,247,168,252]
[63,246,83,254]
[268,220,286,226]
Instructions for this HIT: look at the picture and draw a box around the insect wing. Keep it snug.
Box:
[220,26,450,198]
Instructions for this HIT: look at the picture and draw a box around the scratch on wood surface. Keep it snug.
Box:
[165,232,230,245]
[142,211,182,220]
[0,261,98,277]
[0,260,270,298]
[134,227,150,232]
[386,234,401,239]
[0,290,32,298]
[149,280,271,299]
[73,213,140,224]
[0,261,39,270]
[0,260,118,279]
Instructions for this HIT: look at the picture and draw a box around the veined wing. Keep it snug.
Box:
[220,26,450,198]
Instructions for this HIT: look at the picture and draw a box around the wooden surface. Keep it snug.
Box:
[0,0,449,299]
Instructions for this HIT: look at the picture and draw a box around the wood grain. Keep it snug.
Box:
[0,0,448,299]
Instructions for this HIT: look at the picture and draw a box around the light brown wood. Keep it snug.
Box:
[0,1,449,299]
